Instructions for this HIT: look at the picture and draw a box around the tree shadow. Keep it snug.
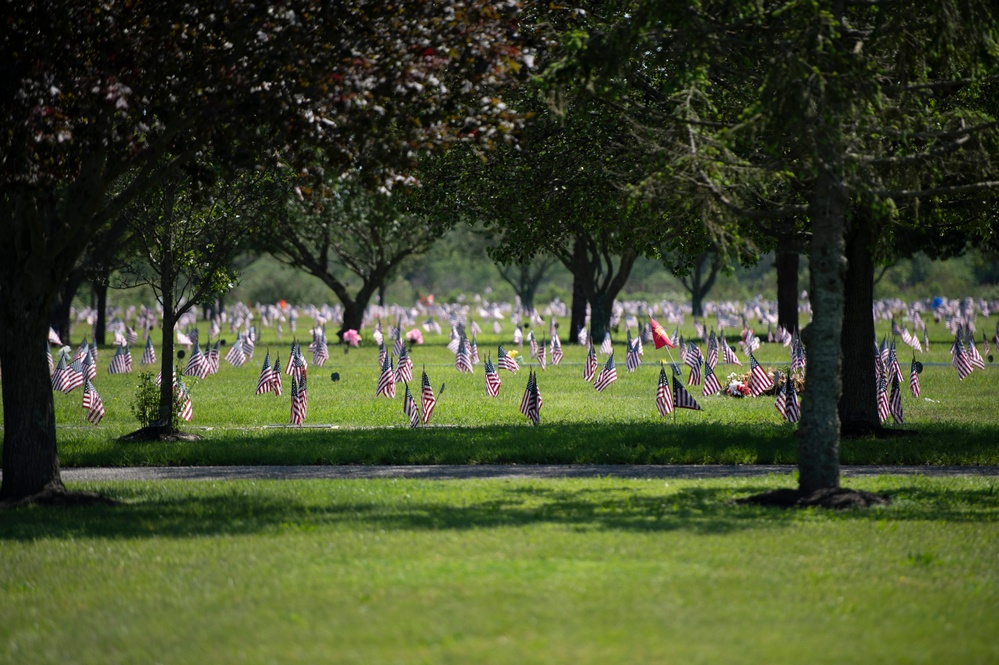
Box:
[0,479,993,542]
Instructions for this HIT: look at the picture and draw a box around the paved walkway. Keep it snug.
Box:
[57,464,999,482]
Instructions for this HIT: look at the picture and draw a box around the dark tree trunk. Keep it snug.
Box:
[336,280,379,340]
[157,284,177,431]
[775,234,800,332]
[681,251,720,319]
[839,213,882,434]
[93,280,109,346]
[50,270,85,345]
[0,311,64,500]
[798,166,846,494]
[568,235,588,344]
[588,294,614,347]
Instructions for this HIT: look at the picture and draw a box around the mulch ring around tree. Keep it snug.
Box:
[736,487,892,510]
[118,427,203,443]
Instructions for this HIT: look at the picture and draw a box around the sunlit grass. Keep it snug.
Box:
[1,475,997,665]
[7,318,997,466]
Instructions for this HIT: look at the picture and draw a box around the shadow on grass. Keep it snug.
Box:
[1,479,995,542]
[61,421,999,468]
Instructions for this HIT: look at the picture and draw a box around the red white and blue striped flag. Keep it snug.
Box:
[594,354,618,392]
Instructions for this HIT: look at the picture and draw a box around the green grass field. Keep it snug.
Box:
[4,319,998,664]
[20,318,999,467]
[1,475,997,664]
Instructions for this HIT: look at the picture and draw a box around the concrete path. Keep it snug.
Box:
[57,464,999,483]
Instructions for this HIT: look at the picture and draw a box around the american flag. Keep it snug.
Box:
[774,373,787,419]
[455,337,473,373]
[783,378,800,423]
[876,360,890,423]
[966,330,986,370]
[706,331,718,369]
[984,332,991,357]
[678,335,686,362]
[47,343,54,375]
[184,342,211,379]
[378,341,387,369]
[791,333,806,373]
[551,334,564,365]
[404,384,421,428]
[721,338,742,366]
[107,344,132,375]
[73,338,89,362]
[82,347,97,381]
[685,342,702,386]
[519,371,541,426]
[58,357,85,393]
[537,338,547,371]
[141,336,156,366]
[625,338,641,373]
[176,378,193,422]
[256,351,274,395]
[484,356,501,397]
[470,336,479,364]
[749,353,773,397]
[313,331,329,367]
[271,354,283,396]
[447,327,460,354]
[600,332,613,355]
[529,330,538,359]
[702,363,721,397]
[393,330,405,357]
[498,345,519,373]
[887,341,902,384]
[583,344,597,382]
[290,376,306,425]
[952,336,973,380]
[656,365,674,416]
[290,346,307,383]
[742,330,760,355]
[376,354,396,398]
[82,378,105,425]
[226,337,247,367]
[420,370,437,424]
[594,354,618,392]
[207,341,220,374]
[672,376,702,411]
[396,345,414,384]
[243,328,256,359]
[909,356,921,397]
[889,376,904,425]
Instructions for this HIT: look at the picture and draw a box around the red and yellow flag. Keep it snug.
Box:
[650,318,675,349]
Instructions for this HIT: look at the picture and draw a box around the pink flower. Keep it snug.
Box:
[342,329,361,347]
[406,328,424,345]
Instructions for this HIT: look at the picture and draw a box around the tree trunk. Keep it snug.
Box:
[157,290,177,432]
[588,294,613,346]
[839,213,881,434]
[93,280,109,346]
[0,303,64,500]
[775,234,800,332]
[50,270,85,345]
[568,235,589,343]
[336,280,379,339]
[798,167,847,493]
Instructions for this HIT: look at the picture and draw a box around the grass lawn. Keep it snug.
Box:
[21,318,997,467]
[1,475,997,664]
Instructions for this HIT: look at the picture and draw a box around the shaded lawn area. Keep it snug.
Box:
[1,475,997,664]
[58,420,999,467]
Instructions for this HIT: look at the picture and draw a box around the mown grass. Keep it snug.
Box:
[10,318,999,466]
[1,475,997,664]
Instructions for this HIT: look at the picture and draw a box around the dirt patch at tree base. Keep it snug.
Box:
[118,427,203,443]
[1,487,118,509]
[736,487,891,509]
